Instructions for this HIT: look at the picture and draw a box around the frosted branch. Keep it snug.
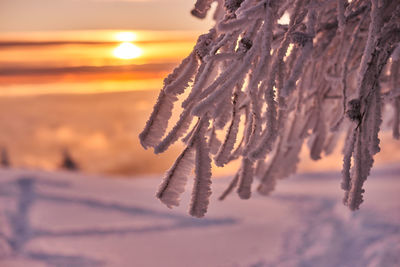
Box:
[141,0,400,217]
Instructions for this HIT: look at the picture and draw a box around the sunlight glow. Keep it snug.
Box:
[113,42,142,59]
[278,12,290,25]
[115,32,136,42]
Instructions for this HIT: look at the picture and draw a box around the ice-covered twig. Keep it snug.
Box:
[141,0,400,217]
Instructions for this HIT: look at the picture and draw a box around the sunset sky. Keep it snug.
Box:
[0,30,201,95]
[0,0,216,96]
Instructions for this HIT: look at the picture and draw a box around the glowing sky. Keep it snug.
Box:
[0,0,215,95]
[0,0,214,32]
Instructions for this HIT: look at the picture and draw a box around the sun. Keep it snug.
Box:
[113,42,142,60]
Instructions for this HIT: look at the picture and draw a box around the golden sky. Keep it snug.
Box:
[0,0,214,95]
[0,0,214,32]
[0,30,204,95]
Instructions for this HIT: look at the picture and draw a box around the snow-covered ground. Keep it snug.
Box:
[0,166,399,267]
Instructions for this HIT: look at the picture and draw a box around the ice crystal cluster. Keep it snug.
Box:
[140,0,400,217]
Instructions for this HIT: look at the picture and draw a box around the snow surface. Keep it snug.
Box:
[0,166,399,267]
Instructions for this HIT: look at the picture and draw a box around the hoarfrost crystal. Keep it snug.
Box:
[140,0,400,217]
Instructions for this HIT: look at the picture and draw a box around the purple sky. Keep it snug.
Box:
[0,0,214,32]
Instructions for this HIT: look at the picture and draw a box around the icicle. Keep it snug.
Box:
[341,128,356,194]
[249,83,278,160]
[368,83,382,155]
[162,54,192,88]
[155,105,194,154]
[243,103,255,148]
[345,129,373,210]
[228,96,248,161]
[309,122,327,160]
[209,126,222,155]
[245,85,264,154]
[215,94,241,166]
[309,109,327,161]
[139,52,199,149]
[156,146,195,208]
[164,53,198,95]
[182,60,215,109]
[237,158,254,199]
[190,118,213,218]
[139,92,177,149]
[257,134,287,195]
